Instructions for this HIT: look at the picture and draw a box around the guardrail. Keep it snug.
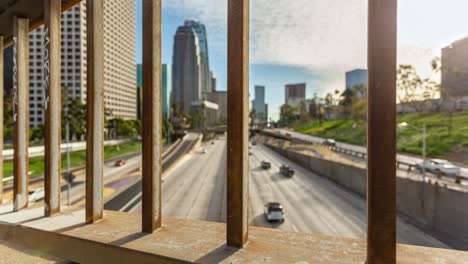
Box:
[261,132,466,184]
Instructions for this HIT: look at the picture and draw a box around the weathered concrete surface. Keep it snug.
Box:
[0,206,467,263]
[0,240,65,263]
[266,143,468,250]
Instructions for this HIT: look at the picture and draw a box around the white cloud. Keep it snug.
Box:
[164,0,444,94]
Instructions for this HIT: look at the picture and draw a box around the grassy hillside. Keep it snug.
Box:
[294,111,468,164]
[3,141,142,179]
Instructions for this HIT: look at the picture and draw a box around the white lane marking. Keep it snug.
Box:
[292,224,299,232]
[120,192,142,212]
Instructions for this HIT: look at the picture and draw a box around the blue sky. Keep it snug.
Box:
[135,0,468,120]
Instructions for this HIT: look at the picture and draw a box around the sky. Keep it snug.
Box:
[135,0,468,121]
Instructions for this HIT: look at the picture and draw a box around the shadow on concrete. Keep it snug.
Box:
[53,222,87,233]
[195,244,240,264]
[109,232,150,246]
[14,215,46,225]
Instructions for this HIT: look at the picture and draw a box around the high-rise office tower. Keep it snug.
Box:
[210,71,216,92]
[185,20,211,95]
[172,22,202,114]
[442,36,468,98]
[285,83,306,106]
[253,85,268,123]
[27,1,136,128]
[346,69,368,98]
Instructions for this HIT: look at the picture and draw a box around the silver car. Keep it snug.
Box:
[417,159,461,177]
[264,202,285,223]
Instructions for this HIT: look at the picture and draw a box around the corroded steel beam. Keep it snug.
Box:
[13,16,30,211]
[0,35,3,205]
[141,0,162,233]
[44,0,62,216]
[227,0,250,247]
[367,0,398,263]
[85,0,104,223]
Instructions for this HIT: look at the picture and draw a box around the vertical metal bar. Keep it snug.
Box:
[227,0,249,247]
[141,0,162,233]
[85,0,104,223]
[44,0,62,216]
[367,0,397,263]
[13,17,30,211]
[0,36,3,205]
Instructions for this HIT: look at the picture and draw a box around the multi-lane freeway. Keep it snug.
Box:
[124,136,449,249]
[268,128,468,179]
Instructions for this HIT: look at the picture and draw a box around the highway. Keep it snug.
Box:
[268,128,468,179]
[125,137,449,249]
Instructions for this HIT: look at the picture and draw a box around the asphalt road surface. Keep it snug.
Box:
[269,128,468,179]
[127,137,449,249]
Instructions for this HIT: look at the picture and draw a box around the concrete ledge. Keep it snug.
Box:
[0,206,467,263]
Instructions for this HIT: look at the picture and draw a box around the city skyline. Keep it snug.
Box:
[135,0,468,120]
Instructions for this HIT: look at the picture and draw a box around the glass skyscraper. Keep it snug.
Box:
[172,23,202,114]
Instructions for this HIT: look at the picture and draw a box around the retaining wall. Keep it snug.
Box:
[267,143,468,249]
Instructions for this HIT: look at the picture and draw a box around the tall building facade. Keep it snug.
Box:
[210,71,216,92]
[162,64,171,119]
[207,91,227,121]
[172,23,202,114]
[442,37,468,98]
[185,20,211,95]
[285,83,306,106]
[346,69,368,98]
[27,1,136,128]
[253,85,268,123]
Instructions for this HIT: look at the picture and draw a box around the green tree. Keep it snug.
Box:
[3,90,14,142]
[397,65,422,104]
[279,104,297,126]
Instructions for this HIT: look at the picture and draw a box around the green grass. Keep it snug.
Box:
[3,141,142,179]
[293,111,468,160]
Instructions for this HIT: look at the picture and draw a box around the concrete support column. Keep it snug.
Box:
[367,0,398,263]
[13,17,30,211]
[227,0,250,247]
[141,0,162,233]
[0,36,3,205]
[85,0,105,223]
[44,0,62,216]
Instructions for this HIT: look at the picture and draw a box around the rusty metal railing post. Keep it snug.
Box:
[367,0,397,263]
[13,17,30,211]
[0,36,3,205]
[44,0,62,216]
[85,0,105,223]
[141,0,162,233]
[227,0,250,247]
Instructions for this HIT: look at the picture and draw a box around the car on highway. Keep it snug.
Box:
[252,141,257,146]
[202,148,208,154]
[261,160,271,169]
[264,202,285,223]
[322,138,336,147]
[114,160,127,167]
[280,164,295,177]
[416,159,461,177]
[28,187,45,202]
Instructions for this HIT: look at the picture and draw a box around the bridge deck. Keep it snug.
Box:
[0,205,466,263]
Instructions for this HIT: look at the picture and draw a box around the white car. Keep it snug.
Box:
[417,159,461,177]
[28,187,45,202]
[264,202,285,223]
[202,148,208,154]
